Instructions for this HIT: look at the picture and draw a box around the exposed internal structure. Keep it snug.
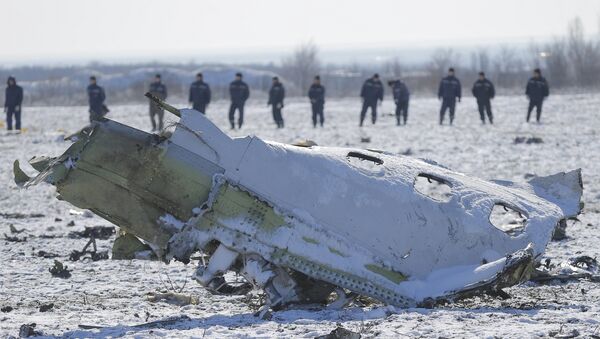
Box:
[14,96,584,310]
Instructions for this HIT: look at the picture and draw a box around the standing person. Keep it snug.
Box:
[388,79,410,125]
[4,76,23,131]
[87,76,107,122]
[268,77,285,128]
[359,73,384,126]
[525,68,549,123]
[308,75,325,127]
[438,68,462,125]
[148,74,168,131]
[228,72,250,129]
[189,72,211,114]
[471,72,495,124]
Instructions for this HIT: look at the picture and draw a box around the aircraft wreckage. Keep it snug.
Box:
[14,94,583,309]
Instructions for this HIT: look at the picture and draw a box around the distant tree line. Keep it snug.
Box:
[282,17,600,96]
[1,17,598,106]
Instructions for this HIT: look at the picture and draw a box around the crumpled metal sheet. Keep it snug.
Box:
[15,100,583,308]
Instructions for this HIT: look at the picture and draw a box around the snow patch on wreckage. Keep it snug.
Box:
[14,94,583,309]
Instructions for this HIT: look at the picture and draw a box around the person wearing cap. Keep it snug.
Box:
[308,75,325,127]
[525,68,549,123]
[148,74,168,131]
[438,67,462,125]
[388,79,410,126]
[189,73,211,114]
[87,76,107,122]
[4,76,23,131]
[228,72,250,129]
[268,76,285,128]
[471,72,495,124]
[359,73,384,126]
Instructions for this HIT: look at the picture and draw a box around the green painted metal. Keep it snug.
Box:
[302,236,320,245]
[194,180,412,305]
[112,233,154,260]
[365,264,407,284]
[13,160,30,186]
[204,183,287,232]
[19,120,223,255]
[328,247,348,257]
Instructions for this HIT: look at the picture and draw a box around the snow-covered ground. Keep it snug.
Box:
[1,93,599,338]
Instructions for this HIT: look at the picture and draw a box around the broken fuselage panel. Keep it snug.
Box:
[15,101,583,308]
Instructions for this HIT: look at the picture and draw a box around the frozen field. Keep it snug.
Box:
[1,93,599,338]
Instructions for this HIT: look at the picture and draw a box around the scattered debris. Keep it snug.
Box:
[531,256,600,283]
[78,315,190,330]
[49,260,72,278]
[69,226,115,240]
[316,326,361,339]
[9,224,25,234]
[552,219,568,240]
[0,212,44,219]
[514,136,544,144]
[39,303,54,312]
[69,238,109,261]
[360,137,371,143]
[36,250,60,258]
[569,255,597,271]
[18,323,42,337]
[4,234,27,242]
[213,281,253,295]
[1,306,13,313]
[38,234,59,239]
[68,209,94,218]
[147,292,199,306]
[549,328,580,338]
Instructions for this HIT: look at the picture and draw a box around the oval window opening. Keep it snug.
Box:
[346,151,383,165]
[414,173,452,202]
[489,203,527,236]
[346,151,385,173]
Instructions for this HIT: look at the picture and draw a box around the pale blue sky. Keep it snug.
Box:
[0,0,598,65]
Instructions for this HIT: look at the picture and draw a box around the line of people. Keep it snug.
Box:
[139,68,546,129]
[359,67,549,127]
[188,72,326,130]
[3,68,550,132]
[171,72,324,130]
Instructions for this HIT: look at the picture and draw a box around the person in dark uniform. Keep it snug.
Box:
[229,73,250,129]
[4,76,23,131]
[308,75,325,127]
[87,76,107,123]
[148,74,168,131]
[268,77,285,128]
[438,68,462,125]
[471,72,495,124]
[189,72,211,114]
[525,68,549,123]
[388,79,410,125]
[359,73,384,126]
